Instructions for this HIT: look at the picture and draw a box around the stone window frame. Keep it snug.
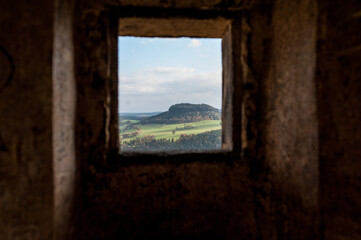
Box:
[107,7,245,161]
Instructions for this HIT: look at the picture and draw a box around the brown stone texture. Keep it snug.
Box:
[118,18,231,38]
[80,0,252,10]
[317,0,361,239]
[53,0,78,239]
[81,159,256,239]
[0,0,54,240]
[1,0,361,239]
[74,0,319,239]
[74,1,258,238]
[249,0,319,239]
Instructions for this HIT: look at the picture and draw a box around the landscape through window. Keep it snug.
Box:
[118,37,222,152]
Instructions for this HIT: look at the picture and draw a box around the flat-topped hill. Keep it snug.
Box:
[141,103,221,124]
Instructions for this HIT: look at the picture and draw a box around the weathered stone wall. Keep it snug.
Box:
[74,1,258,239]
[81,159,256,239]
[53,0,78,239]
[75,0,319,239]
[3,0,361,239]
[249,0,319,239]
[317,1,361,239]
[0,0,54,239]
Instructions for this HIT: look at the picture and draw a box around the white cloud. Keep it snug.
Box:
[139,38,155,45]
[188,39,202,48]
[118,67,221,112]
[153,67,195,74]
[199,53,210,57]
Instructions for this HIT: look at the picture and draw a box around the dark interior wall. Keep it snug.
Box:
[4,0,361,239]
[249,0,319,239]
[75,0,319,239]
[74,1,258,239]
[267,1,319,238]
[53,0,77,239]
[317,1,361,239]
[0,0,54,239]
[81,159,256,239]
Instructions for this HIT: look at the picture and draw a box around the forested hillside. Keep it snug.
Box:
[140,103,221,124]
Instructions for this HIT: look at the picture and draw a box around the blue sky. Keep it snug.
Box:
[118,37,222,112]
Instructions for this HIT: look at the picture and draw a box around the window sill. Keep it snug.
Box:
[107,150,240,166]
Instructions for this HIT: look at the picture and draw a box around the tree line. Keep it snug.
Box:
[121,129,221,151]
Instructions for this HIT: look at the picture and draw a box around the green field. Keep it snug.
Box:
[120,120,221,142]
[119,119,140,124]
[119,120,140,131]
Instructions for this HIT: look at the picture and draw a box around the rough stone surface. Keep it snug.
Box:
[75,0,319,239]
[53,0,78,239]
[1,0,361,239]
[249,0,319,239]
[317,1,361,239]
[0,0,54,239]
[82,0,254,10]
[81,160,256,239]
[75,1,257,238]
[118,18,231,38]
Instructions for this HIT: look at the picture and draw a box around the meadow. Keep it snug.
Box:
[120,120,221,142]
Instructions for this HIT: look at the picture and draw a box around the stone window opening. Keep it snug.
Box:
[107,7,245,161]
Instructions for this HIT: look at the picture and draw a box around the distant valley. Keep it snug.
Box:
[119,103,222,152]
